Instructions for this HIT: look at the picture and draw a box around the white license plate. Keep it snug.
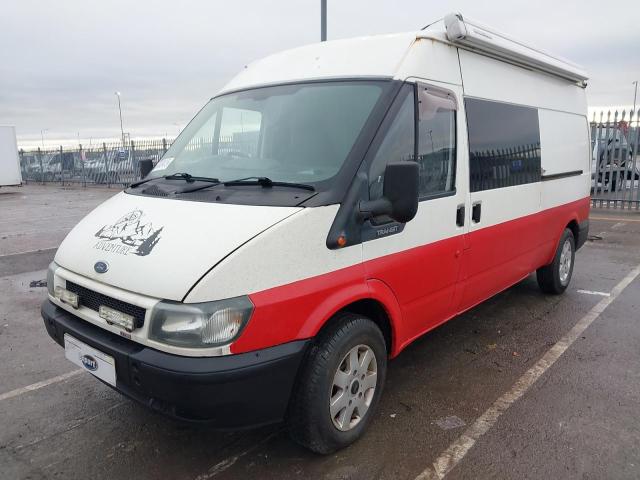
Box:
[64,334,116,386]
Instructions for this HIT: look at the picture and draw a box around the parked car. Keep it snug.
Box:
[42,12,591,454]
[39,152,77,181]
[85,149,137,184]
[19,152,40,180]
[592,129,640,191]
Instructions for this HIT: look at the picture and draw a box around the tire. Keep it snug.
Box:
[537,228,575,294]
[287,313,387,454]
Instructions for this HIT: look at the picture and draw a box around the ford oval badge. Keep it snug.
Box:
[81,354,98,371]
[94,261,109,274]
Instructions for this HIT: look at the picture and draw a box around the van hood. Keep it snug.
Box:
[55,192,301,300]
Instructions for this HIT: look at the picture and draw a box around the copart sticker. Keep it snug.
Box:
[94,209,163,256]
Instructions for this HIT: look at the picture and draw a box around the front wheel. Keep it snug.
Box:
[537,228,575,294]
[287,313,387,454]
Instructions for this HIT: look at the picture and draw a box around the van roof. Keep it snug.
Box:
[218,31,436,94]
[219,14,587,95]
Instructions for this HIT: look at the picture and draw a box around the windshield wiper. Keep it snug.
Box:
[130,172,220,188]
[223,176,315,191]
[164,172,221,183]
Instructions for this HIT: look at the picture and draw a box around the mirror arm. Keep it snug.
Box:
[357,198,392,221]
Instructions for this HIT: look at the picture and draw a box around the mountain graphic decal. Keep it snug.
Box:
[94,209,164,256]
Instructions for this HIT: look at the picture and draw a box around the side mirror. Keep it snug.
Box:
[359,161,419,223]
[383,162,419,223]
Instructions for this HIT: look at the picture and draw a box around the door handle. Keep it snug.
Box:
[472,202,482,223]
[456,204,465,227]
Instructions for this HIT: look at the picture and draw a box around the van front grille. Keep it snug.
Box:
[66,281,146,328]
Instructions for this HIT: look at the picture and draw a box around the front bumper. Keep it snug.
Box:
[42,300,309,428]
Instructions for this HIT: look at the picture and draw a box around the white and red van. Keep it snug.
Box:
[42,13,590,453]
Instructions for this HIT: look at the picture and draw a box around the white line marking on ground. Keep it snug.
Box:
[590,216,640,223]
[0,212,88,224]
[194,430,283,479]
[2,227,76,237]
[611,222,626,230]
[0,247,58,258]
[415,263,640,480]
[0,369,82,402]
[16,401,127,451]
[577,289,611,297]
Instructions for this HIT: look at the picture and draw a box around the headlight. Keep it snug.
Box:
[149,296,253,348]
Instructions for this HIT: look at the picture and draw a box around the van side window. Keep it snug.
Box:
[465,98,541,192]
[417,86,456,196]
[369,86,415,200]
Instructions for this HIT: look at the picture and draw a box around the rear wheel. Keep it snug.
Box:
[287,313,387,454]
[537,228,575,294]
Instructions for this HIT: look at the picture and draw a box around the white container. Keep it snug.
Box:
[0,126,22,186]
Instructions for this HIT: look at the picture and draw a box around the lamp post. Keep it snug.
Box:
[40,128,48,148]
[633,81,638,116]
[321,0,327,41]
[115,91,125,146]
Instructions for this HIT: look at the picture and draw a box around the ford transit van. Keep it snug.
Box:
[42,13,591,453]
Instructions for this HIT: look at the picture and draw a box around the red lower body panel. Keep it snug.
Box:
[232,197,590,355]
[459,196,589,311]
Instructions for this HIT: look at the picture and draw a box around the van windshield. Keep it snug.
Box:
[149,81,384,187]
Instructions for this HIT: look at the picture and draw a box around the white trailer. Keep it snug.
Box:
[0,126,22,186]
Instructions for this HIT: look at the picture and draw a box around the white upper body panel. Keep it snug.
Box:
[219,32,455,94]
[539,109,590,177]
[54,193,301,301]
[394,35,461,85]
[219,25,586,117]
[186,205,362,302]
[219,33,417,94]
[458,49,587,115]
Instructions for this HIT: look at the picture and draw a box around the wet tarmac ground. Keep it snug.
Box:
[1,185,639,479]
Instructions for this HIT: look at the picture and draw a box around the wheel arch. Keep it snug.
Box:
[303,279,404,358]
[546,213,581,266]
[566,218,580,244]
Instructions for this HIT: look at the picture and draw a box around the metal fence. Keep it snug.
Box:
[590,109,640,209]
[17,134,256,188]
[19,138,173,187]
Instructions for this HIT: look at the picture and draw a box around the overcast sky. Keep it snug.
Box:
[1,0,638,147]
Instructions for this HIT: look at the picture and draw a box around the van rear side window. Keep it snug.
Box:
[465,98,541,192]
